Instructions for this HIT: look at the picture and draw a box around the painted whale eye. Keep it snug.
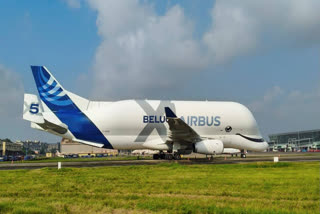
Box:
[225,126,232,132]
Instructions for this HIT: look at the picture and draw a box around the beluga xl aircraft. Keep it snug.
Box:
[23,66,268,160]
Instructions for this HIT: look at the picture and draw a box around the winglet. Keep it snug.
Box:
[165,107,177,118]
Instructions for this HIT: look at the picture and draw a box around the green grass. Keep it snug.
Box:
[0,162,319,213]
[0,156,151,164]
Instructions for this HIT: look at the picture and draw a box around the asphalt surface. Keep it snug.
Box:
[0,153,319,170]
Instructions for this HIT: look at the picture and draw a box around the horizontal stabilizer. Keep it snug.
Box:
[74,138,105,148]
[41,119,68,135]
[23,94,44,124]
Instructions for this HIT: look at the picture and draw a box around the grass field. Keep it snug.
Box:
[0,156,151,164]
[0,162,319,214]
[2,152,319,164]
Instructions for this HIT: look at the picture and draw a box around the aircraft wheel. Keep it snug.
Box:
[153,154,160,160]
[241,154,246,158]
[165,154,173,160]
[173,153,181,160]
[160,153,166,159]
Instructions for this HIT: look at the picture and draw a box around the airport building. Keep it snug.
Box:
[17,140,49,154]
[0,141,23,156]
[268,129,320,152]
[47,143,60,153]
[60,138,117,155]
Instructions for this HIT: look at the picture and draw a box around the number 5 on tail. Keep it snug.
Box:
[23,94,44,124]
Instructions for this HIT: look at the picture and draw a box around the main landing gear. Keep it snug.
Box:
[173,152,181,160]
[153,151,181,160]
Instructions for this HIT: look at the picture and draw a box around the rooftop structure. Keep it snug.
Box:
[269,129,320,151]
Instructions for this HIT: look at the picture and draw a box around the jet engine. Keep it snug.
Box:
[194,139,224,155]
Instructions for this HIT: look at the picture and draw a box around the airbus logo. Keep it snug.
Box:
[143,115,221,126]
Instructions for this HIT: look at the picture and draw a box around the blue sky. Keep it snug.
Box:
[0,0,320,143]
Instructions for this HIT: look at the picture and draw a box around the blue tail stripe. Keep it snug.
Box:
[42,97,73,106]
[41,95,70,102]
[46,85,62,95]
[38,81,57,92]
[39,67,49,82]
[36,68,46,87]
[31,65,113,149]
[40,88,64,98]
[42,80,57,91]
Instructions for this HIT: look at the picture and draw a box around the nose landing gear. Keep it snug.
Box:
[240,149,246,158]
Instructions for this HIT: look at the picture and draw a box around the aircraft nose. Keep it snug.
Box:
[263,142,269,151]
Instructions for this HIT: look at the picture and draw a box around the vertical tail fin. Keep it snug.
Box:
[31,66,79,112]
[29,66,113,148]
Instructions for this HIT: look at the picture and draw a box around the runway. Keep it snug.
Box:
[0,153,319,170]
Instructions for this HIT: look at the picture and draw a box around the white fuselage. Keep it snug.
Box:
[78,100,268,151]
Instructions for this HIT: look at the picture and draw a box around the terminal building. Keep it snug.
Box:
[268,129,320,152]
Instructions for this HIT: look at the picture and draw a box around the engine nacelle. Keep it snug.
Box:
[194,139,224,155]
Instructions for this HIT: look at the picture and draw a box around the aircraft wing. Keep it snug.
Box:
[165,107,201,143]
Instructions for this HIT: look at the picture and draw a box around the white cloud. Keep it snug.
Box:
[0,65,24,117]
[87,0,320,99]
[88,0,206,99]
[63,0,81,9]
[0,65,29,141]
[249,86,284,112]
[204,0,320,63]
[203,2,258,64]
[248,85,320,137]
